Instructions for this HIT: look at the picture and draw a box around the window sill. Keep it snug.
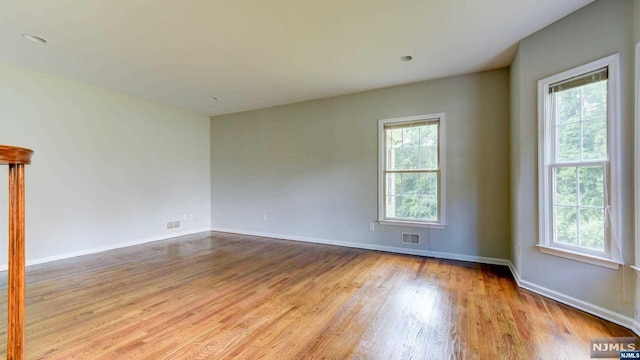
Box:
[536,245,622,270]
[377,220,446,229]
[630,265,640,276]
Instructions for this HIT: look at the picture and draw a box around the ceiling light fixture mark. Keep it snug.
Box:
[22,34,48,44]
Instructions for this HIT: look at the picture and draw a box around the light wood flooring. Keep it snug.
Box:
[0,231,634,359]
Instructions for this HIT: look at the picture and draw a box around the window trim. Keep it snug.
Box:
[537,54,622,269]
[377,113,446,229]
[634,42,640,277]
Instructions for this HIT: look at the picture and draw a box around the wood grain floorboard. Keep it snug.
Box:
[0,231,634,359]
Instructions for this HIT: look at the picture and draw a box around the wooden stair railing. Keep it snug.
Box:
[0,145,33,360]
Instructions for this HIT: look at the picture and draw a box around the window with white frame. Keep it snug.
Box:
[538,54,622,269]
[378,113,445,228]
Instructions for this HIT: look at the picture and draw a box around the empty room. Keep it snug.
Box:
[1,0,639,358]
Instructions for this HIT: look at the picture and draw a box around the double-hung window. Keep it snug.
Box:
[378,113,445,228]
[538,54,621,269]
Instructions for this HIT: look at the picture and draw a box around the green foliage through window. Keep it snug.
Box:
[384,121,439,222]
[551,76,607,252]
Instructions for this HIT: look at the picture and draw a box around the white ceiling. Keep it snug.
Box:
[0,0,593,116]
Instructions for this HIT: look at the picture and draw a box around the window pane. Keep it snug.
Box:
[582,119,607,161]
[386,123,438,171]
[556,88,581,124]
[416,196,428,220]
[392,173,403,196]
[419,145,438,169]
[402,173,419,196]
[424,195,438,221]
[389,147,404,170]
[554,167,577,206]
[403,146,419,169]
[381,118,441,224]
[385,172,438,222]
[555,206,578,246]
[578,166,604,207]
[556,123,580,162]
[403,127,420,146]
[386,173,398,196]
[390,128,403,148]
[387,128,404,170]
[579,208,605,251]
[397,128,419,170]
[402,196,419,219]
[419,125,438,170]
[418,172,438,196]
[386,195,401,218]
[419,124,438,146]
[415,195,438,221]
[582,81,607,120]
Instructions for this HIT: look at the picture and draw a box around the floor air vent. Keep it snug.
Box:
[402,233,420,245]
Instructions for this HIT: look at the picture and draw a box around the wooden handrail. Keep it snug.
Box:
[0,145,33,360]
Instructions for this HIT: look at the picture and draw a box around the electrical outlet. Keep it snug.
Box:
[167,220,181,229]
[369,223,375,231]
[262,215,268,221]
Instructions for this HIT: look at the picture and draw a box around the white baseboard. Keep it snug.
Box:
[507,261,638,335]
[210,227,511,267]
[212,227,638,336]
[507,261,523,286]
[0,228,211,272]
[633,320,640,337]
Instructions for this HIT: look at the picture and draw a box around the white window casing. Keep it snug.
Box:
[633,42,640,276]
[377,113,446,229]
[537,54,622,270]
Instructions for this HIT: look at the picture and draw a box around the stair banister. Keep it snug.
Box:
[0,145,33,360]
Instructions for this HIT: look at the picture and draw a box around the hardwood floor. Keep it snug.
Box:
[0,231,634,359]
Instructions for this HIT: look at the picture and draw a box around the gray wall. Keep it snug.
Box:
[510,0,635,316]
[509,46,524,273]
[0,61,211,267]
[635,1,640,44]
[633,1,640,323]
[211,69,511,260]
